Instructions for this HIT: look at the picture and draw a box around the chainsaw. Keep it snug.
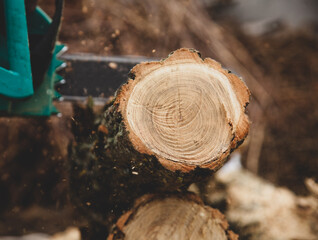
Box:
[0,0,154,116]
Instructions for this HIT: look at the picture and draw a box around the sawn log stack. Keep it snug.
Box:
[70,48,250,239]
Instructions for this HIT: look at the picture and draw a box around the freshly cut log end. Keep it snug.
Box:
[108,193,238,240]
[116,48,250,172]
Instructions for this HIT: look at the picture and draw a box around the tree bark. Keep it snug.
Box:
[108,193,238,240]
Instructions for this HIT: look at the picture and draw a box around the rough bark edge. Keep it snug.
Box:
[107,192,238,240]
[114,48,250,172]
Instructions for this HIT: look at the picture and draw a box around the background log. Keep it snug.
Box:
[108,193,238,240]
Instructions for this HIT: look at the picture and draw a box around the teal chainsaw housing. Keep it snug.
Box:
[0,0,65,116]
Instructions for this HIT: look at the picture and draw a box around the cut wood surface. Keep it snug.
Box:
[108,193,238,240]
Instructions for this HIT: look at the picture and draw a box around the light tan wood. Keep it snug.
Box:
[117,48,250,172]
[108,194,238,240]
[203,169,318,240]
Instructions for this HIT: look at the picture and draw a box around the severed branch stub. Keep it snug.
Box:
[100,48,249,174]
[108,193,238,240]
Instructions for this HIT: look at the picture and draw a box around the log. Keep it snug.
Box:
[97,47,249,181]
[95,47,249,211]
[108,193,238,240]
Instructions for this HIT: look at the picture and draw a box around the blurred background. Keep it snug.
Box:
[0,0,318,237]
